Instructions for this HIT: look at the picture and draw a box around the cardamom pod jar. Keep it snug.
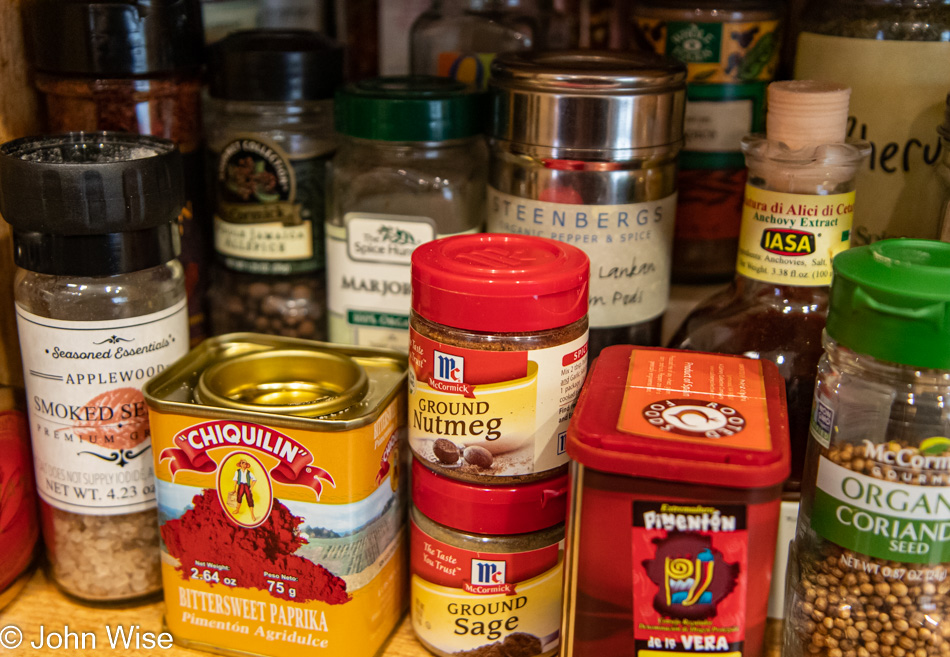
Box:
[486,51,685,359]
[327,76,487,351]
[785,239,950,657]
[1,132,189,603]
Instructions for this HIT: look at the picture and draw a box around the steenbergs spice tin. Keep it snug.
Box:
[562,345,790,657]
[144,334,407,657]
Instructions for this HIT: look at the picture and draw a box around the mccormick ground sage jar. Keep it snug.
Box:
[410,458,567,657]
[563,345,790,657]
[487,51,685,358]
[1,132,190,602]
[409,234,589,484]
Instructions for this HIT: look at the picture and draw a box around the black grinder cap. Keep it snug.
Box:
[208,30,344,102]
[0,132,185,276]
[24,0,204,76]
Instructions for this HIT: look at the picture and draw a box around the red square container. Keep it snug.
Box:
[562,346,790,657]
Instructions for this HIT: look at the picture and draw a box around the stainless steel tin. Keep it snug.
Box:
[490,50,687,155]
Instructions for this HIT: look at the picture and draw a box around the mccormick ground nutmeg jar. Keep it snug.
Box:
[410,458,567,657]
[1,132,190,603]
[562,345,790,657]
[409,234,589,484]
[487,51,685,358]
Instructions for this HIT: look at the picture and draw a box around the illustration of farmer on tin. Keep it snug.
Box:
[231,458,257,522]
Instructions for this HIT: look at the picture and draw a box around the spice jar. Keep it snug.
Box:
[784,239,950,657]
[795,0,950,244]
[327,76,487,351]
[205,30,343,341]
[0,385,38,611]
[410,458,567,657]
[1,132,189,602]
[630,0,782,283]
[486,51,685,359]
[562,345,791,657]
[25,0,209,346]
[409,234,589,484]
[938,94,950,243]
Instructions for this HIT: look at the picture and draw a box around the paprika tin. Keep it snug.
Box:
[562,345,790,657]
[144,334,408,657]
[410,458,567,657]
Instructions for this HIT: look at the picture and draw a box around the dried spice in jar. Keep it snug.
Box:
[1,133,190,602]
[205,30,343,342]
[562,345,791,657]
[487,51,685,358]
[785,239,950,657]
[410,458,567,657]
[630,0,782,283]
[24,0,209,346]
[409,234,589,484]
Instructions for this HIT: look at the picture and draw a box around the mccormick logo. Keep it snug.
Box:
[434,351,464,383]
[160,419,335,498]
[760,229,816,256]
[642,399,746,438]
[463,559,515,595]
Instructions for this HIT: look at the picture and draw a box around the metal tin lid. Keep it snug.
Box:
[195,349,368,417]
[489,50,687,153]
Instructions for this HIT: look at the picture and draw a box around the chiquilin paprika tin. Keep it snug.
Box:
[144,333,407,657]
[562,345,790,657]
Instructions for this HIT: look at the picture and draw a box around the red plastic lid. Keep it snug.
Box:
[411,234,589,333]
[411,458,568,535]
[568,345,790,489]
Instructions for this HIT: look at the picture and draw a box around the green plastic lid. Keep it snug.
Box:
[334,76,487,142]
[828,239,950,369]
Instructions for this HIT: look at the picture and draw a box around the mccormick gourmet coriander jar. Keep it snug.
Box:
[563,345,791,657]
[486,51,686,358]
[24,0,209,346]
[1,132,189,602]
[205,30,343,341]
[409,234,589,484]
[144,334,408,657]
[327,76,487,351]
[410,458,567,657]
[784,239,950,657]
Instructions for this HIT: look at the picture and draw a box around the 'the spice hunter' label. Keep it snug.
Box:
[408,328,588,478]
[796,34,950,244]
[487,187,677,328]
[811,453,950,564]
[15,299,188,515]
[736,186,855,286]
[411,519,563,655]
[633,501,748,657]
[437,51,496,89]
[326,215,472,351]
[632,18,778,168]
[213,136,329,274]
[148,397,407,657]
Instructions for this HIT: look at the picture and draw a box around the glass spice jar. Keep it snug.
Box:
[1,132,190,603]
[327,76,488,351]
[24,0,209,347]
[486,51,686,359]
[630,0,783,284]
[409,234,589,484]
[204,30,343,342]
[410,458,567,657]
[794,0,950,245]
[784,239,950,657]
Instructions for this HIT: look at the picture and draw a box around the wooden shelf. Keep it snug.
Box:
[0,568,426,656]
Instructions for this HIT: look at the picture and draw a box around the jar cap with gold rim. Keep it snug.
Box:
[411,234,590,333]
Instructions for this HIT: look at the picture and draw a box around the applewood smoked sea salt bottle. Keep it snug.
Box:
[1,133,189,603]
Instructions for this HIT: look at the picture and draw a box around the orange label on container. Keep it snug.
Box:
[617,351,771,452]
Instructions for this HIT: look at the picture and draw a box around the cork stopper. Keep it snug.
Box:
[766,80,851,149]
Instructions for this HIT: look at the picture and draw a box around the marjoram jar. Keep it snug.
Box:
[0,133,189,603]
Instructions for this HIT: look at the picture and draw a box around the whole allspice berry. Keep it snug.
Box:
[463,446,494,469]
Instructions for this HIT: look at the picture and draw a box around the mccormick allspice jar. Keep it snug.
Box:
[487,51,685,358]
[410,458,567,657]
[409,234,589,484]
[1,133,190,602]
